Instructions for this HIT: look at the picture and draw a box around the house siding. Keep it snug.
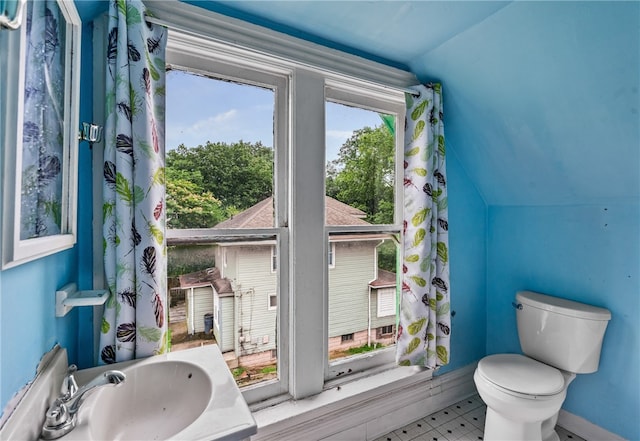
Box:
[219,239,394,361]
[235,245,278,357]
[328,241,378,338]
[220,295,235,352]
[218,246,239,281]
[186,285,214,334]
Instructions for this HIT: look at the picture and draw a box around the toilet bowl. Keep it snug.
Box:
[474,291,611,441]
[474,354,568,441]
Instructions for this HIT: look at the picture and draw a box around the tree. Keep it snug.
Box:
[165,168,227,229]
[326,125,395,224]
[167,141,273,212]
[326,124,397,272]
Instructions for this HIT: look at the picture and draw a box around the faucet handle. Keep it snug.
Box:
[61,364,79,398]
[45,400,70,427]
[42,400,76,440]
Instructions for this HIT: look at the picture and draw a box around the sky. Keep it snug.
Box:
[165,70,385,162]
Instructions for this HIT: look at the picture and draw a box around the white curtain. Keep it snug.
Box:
[397,84,451,368]
[99,0,168,364]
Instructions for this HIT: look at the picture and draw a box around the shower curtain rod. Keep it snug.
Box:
[143,13,421,97]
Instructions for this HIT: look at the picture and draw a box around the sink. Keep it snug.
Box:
[55,345,256,441]
[87,360,210,440]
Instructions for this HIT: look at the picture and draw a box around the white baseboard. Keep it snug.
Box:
[251,363,478,441]
[557,409,626,441]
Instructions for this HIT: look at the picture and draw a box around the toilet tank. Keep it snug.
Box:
[516,290,611,374]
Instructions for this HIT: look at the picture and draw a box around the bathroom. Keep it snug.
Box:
[0,1,638,440]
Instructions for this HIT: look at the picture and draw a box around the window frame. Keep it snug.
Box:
[164,36,290,405]
[324,84,405,382]
[93,0,417,405]
[1,0,81,269]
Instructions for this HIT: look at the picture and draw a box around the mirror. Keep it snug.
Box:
[1,0,81,268]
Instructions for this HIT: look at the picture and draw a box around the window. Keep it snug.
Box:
[377,325,395,339]
[271,246,277,272]
[327,242,335,268]
[163,44,288,403]
[268,293,277,310]
[325,92,403,374]
[377,287,397,318]
[95,1,413,405]
[341,333,354,343]
[161,36,404,400]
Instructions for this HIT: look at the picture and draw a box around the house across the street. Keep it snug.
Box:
[172,196,397,368]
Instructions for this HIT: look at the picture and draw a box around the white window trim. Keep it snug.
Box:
[94,0,417,404]
[144,1,417,93]
[323,85,405,382]
[164,44,290,405]
[377,288,397,318]
[1,0,81,269]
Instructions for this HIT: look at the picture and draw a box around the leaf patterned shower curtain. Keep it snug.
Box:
[20,0,65,239]
[397,84,451,368]
[99,0,168,364]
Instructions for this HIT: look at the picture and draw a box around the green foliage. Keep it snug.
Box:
[347,343,384,355]
[167,244,216,277]
[232,367,246,378]
[260,365,277,374]
[165,167,227,229]
[377,239,397,274]
[325,125,395,226]
[166,141,273,218]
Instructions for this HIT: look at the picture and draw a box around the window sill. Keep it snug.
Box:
[251,363,477,441]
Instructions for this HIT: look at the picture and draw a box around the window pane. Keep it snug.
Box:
[325,102,396,226]
[327,235,398,362]
[325,101,399,364]
[166,70,275,229]
[167,239,279,387]
[166,70,279,388]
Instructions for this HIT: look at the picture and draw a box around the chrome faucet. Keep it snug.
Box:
[41,364,126,440]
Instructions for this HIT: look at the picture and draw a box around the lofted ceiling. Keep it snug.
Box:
[80,1,640,206]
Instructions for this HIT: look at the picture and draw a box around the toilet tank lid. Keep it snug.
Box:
[516,291,611,321]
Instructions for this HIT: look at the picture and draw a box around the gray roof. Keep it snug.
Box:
[369,269,397,288]
[214,196,370,229]
[178,267,233,294]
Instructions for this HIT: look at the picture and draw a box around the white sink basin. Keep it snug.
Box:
[58,345,256,441]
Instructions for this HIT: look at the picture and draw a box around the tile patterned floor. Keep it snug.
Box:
[374,394,586,441]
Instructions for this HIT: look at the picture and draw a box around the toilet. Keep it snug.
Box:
[474,290,611,441]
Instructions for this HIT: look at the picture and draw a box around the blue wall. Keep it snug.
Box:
[0,253,78,412]
[487,203,639,439]
[438,148,487,374]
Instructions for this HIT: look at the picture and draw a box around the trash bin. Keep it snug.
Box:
[204,313,213,334]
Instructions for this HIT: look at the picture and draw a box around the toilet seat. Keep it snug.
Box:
[477,354,565,397]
